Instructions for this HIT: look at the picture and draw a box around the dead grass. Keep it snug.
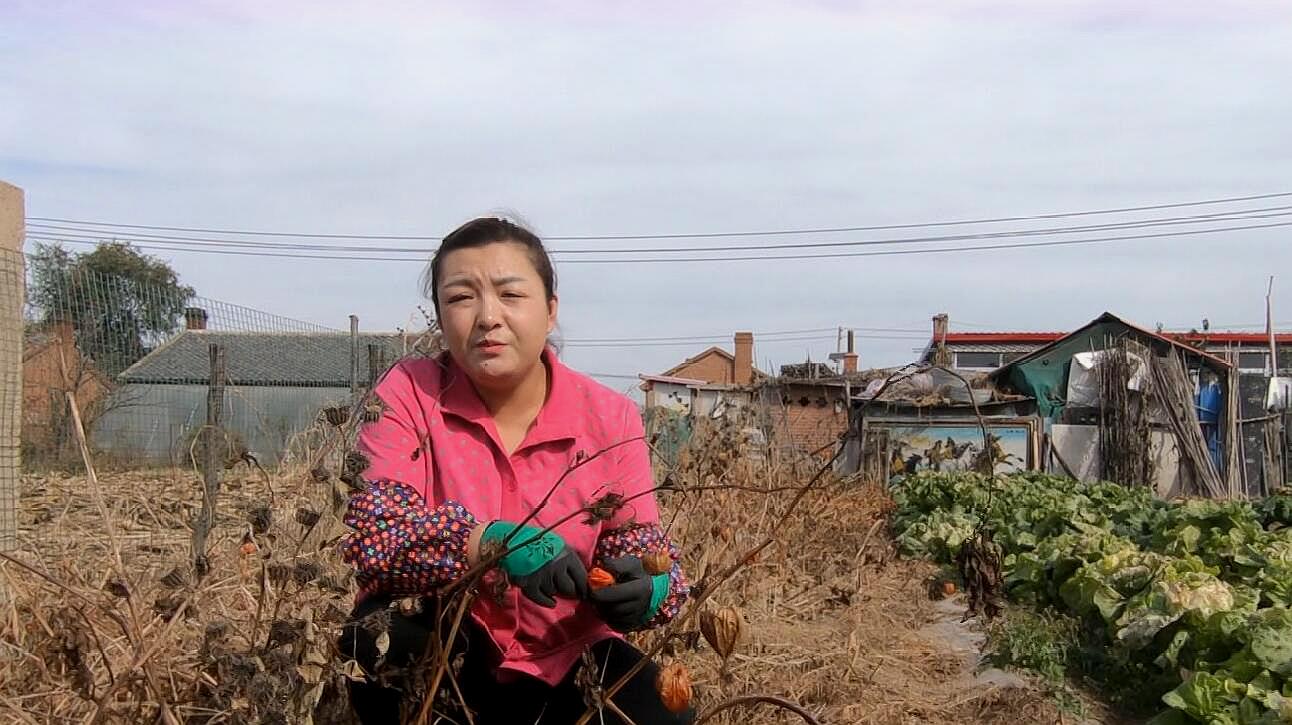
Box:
[0,412,1099,724]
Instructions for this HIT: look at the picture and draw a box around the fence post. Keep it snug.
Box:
[0,181,24,570]
[349,314,359,403]
[192,343,225,572]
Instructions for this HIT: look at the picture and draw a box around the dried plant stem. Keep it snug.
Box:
[694,695,824,724]
[411,591,476,725]
[573,445,845,725]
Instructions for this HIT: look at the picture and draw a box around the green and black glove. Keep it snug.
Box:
[588,556,670,632]
[480,521,588,607]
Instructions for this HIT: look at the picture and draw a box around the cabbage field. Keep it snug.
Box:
[892,472,1292,724]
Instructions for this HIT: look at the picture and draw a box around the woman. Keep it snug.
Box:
[337,217,692,724]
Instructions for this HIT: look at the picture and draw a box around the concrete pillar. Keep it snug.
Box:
[0,181,24,557]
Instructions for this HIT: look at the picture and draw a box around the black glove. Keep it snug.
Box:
[511,547,588,608]
[589,557,658,632]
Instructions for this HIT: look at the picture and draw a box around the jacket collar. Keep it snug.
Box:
[438,347,580,453]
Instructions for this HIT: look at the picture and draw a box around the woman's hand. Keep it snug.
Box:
[588,557,671,632]
[477,521,588,607]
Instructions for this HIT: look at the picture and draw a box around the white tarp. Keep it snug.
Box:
[1267,376,1292,412]
[1066,349,1149,407]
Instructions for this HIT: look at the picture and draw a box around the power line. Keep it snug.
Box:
[25,218,1292,264]
[24,205,1292,255]
[27,190,1292,241]
[563,334,843,348]
[560,327,926,343]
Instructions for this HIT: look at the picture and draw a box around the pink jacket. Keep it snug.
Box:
[341,348,687,685]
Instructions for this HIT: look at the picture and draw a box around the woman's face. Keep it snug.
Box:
[435,241,557,392]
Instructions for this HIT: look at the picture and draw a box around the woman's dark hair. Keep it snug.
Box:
[423,217,557,314]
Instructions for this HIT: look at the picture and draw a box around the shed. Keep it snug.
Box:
[93,330,403,463]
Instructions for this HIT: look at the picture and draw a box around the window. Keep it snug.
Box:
[1239,351,1270,372]
[954,351,1003,369]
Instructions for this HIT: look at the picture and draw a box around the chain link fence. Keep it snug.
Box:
[20,260,412,471]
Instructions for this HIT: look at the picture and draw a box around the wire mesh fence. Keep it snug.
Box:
[0,248,22,551]
[19,254,413,471]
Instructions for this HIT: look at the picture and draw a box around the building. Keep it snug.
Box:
[919,313,1292,374]
[93,323,404,463]
[22,319,111,460]
[640,330,862,460]
[854,311,1287,498]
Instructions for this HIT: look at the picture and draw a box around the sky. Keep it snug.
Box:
[3,1,1292,395]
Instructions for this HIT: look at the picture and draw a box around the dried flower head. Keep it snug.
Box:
[292,560,323,587]
[294,507,322,528]
[248,506,273,535]
[343,451,370,476]
[323,406,349,427]
[160,567,186,589]
[103,577,130,599]
[267,563,295,588]
[582,492,626,525]
[310,466,331,483]
[266,618,304,650]
[362,400,385,423]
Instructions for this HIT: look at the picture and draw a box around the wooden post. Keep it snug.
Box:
[0,181,23,565]
[192,343,225,570]
[349,314,359,402]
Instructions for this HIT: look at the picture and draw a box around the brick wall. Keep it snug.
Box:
[767,382,849,455]
[670,351,734,385]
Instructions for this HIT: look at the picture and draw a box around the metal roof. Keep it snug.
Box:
[118,330,406,386]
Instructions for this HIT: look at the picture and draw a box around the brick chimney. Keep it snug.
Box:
[932,313,950,366]
[842,328,858,374]
[185,307,208,331]
[733,331,753,385]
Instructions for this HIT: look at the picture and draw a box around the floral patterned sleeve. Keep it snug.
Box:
[594,523,690,629]
[341,479,479,599]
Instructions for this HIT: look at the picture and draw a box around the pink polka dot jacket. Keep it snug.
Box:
[340,348,689,685]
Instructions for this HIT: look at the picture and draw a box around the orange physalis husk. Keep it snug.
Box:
[942,580,957,596]
[588,567,616,590]
[642,550,672,576]
[656,661,692,714]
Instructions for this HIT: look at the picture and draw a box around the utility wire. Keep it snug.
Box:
[25,218,1292,264]
[28,190,1292,241]
[25,205,1292,254]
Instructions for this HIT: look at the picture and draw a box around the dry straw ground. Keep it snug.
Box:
[1,409,1080,724]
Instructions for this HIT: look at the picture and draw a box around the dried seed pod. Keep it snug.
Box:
[266,618,304,649]
[643,550,673,576]
[267,562,295,587]
[153,596,183,622]
[323,406,349,427]
[655,661,692,714]
[203,620,230,646]
[103,577,131,599]
[699,605,744,660]
[362,401,385,423]
[159,567,186,589]
[309,466,331,483]
[247,506,272,535]
[292,560,323,587]
[343,451,370,476]
[294,507,321,528]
